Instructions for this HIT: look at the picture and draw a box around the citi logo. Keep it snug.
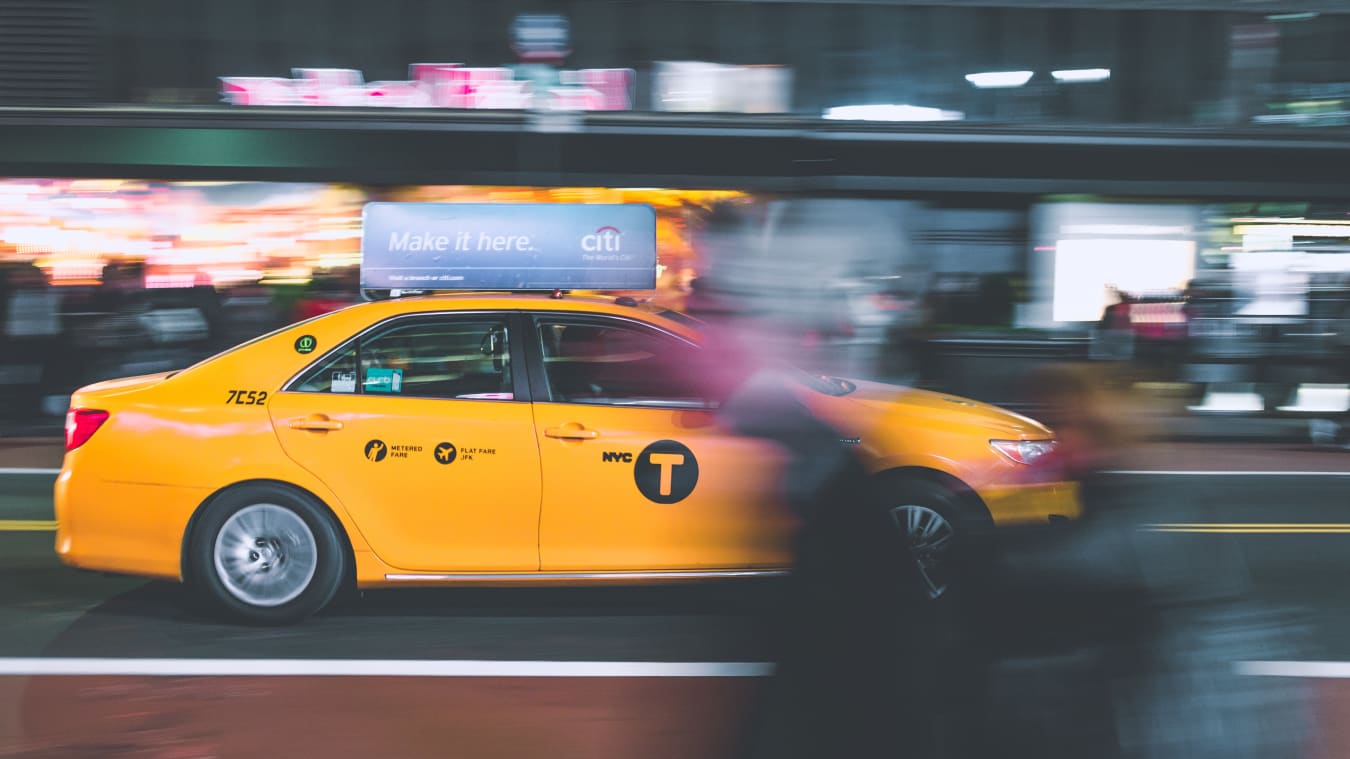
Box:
[602,451,634,463]
[581,226,622,252]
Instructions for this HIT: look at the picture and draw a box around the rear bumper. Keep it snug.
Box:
[55,466,207,582]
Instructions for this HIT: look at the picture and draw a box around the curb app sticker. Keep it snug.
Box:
[634,440,698,504]
[433,442,457,465]
[366,367,403,393]
[364,440,387,462]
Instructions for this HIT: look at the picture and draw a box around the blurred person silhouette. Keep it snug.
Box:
[962,364,1310,759]
[293,270,357,323]
[1,263,64,419]
[87,262,154,381]
[691,310,938,759]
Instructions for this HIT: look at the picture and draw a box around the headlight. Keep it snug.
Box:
[990,439,1056,465]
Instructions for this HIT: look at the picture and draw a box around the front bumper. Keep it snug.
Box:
[980,480,1081,526]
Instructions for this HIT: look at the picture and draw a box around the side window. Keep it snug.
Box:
[538,320,707,407]
[293,344,358,393]
[292,317,513,400]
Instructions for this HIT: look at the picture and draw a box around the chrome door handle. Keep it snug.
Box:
[289,418,344,431]
[544,427,598,440]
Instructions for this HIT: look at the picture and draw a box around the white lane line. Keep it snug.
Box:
[0,468,59,476]
[0,658,776,678]
[1238,661,1350,678]
[0,658,1342,679]
[1109,470,1350,477]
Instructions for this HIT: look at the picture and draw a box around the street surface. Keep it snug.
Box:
[0,441,1347,757]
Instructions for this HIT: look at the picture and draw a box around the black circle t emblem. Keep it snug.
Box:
[634,440,698,504]
[433,442,457,465]
[363,439,387,462]
[294,335,317,354]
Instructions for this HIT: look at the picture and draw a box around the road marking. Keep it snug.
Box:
[0,520,56,532]
[1110,470,1350,477]
[0,658,775,678]
[0,657,1338,680]
[0,468,59,476]
[1147,523,1350,534]
[1239,661,1350,678]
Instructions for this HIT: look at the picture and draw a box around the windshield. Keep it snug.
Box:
[790,369,857,397]
[649,308,703,328]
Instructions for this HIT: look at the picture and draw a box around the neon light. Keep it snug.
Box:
[220,64,634,111]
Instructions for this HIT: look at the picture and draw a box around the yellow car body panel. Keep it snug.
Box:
[55,293,1078,588]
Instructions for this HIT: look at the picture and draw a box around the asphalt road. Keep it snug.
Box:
[0,448,1347,757]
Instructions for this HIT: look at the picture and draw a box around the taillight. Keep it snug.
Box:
[65,408,109,451]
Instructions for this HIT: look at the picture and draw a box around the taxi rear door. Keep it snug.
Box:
[269,312,542,573]
[527,314,793,573]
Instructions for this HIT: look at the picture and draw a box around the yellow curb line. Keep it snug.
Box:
[0,520,57,532]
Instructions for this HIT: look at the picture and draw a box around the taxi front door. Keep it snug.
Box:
[528,316,794,573]
[269,314,541,573]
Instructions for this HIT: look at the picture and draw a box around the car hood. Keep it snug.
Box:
[809,379,1054,440]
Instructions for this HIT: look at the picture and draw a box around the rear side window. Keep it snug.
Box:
[291,316,513,400]
[537,319,708,408]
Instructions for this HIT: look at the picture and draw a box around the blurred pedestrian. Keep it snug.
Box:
[963,364,1310,759]
[699,318,935,759]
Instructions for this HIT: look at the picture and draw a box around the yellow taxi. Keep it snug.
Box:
[55,204,1077,623]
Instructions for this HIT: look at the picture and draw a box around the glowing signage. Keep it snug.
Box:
[220,64,632,111]
[360,203,657,290]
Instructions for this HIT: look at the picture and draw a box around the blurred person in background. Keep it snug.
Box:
[292,269,358,323]
[85,261,158,385]
[961,364,1310,759]
[217,280,284,349]
[0,263,64,421]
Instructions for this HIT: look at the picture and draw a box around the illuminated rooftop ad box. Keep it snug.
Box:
[360,202,656,291]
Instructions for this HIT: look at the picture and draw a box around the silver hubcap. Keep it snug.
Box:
[213,504,318,607]
[889,505,955,600]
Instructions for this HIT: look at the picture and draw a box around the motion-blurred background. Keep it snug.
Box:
[0,4,1347,758]
[1,2,1349,440]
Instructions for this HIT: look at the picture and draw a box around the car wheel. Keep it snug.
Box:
[881,478,988,601]
[188,483,348,625]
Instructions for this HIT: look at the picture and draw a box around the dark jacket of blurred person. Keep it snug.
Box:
[964,366,1308,759]
[698,323,937,759]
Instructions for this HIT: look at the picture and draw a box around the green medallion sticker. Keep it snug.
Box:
[365,368,403,393]
[294,335,317,354]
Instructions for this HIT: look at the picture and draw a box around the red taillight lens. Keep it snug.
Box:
[65,408,109,451]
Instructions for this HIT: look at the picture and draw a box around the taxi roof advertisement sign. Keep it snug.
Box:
[360,203,657,291]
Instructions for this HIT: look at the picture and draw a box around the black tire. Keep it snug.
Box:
[187,483,348,625]
[874,474,991,601]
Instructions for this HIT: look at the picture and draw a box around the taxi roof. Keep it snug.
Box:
[338,292,701,335]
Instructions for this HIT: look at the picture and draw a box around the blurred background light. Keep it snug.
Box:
[1051,68,1111,84]
[965,71,1034,89]
[823,104,964,122]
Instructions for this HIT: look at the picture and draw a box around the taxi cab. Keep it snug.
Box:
[55,204,1077,623]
